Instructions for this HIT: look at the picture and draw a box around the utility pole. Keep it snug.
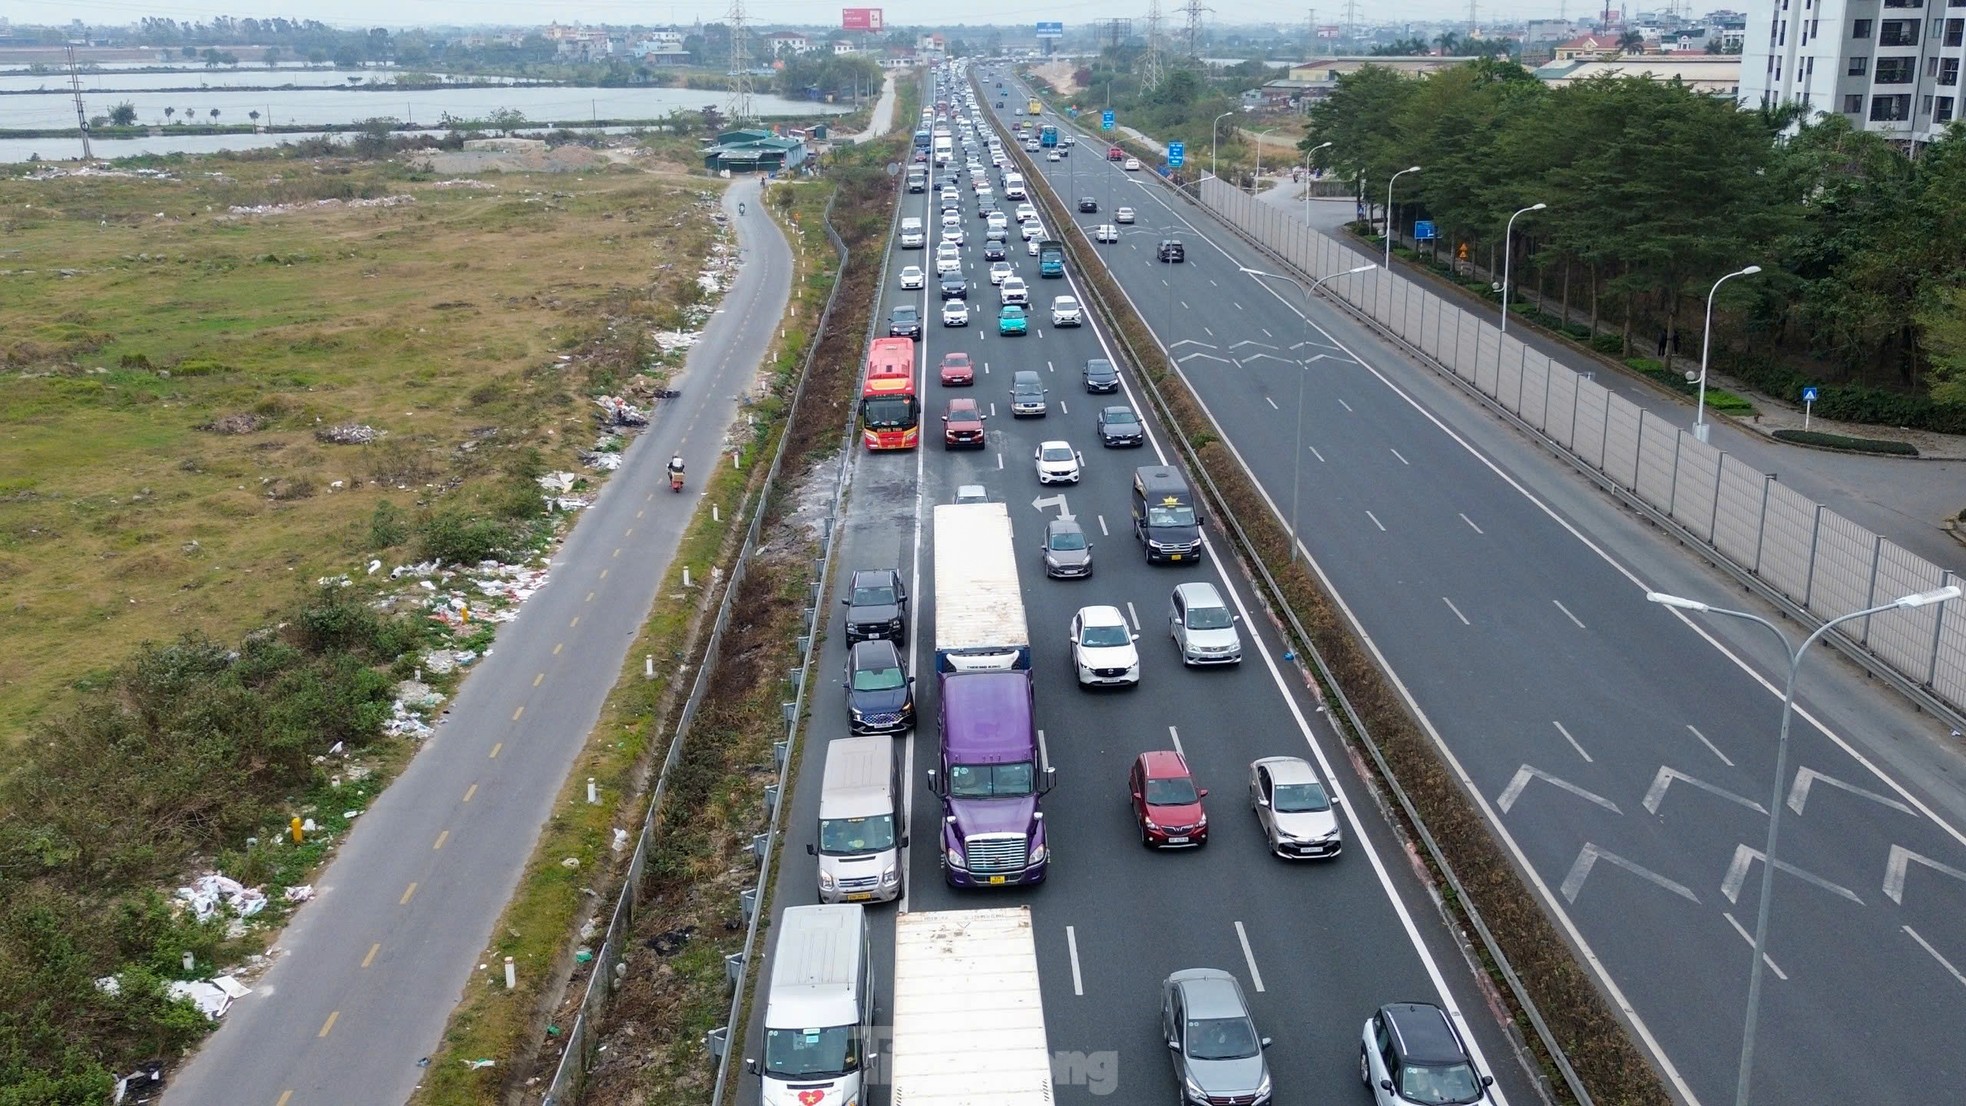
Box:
[65,42,92,161]
[726,0,752,125]
[1342,0,1361,50]
[1183,0,1209,58]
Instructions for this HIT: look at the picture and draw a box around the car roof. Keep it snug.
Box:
[1046,518,1083,534]
[1381,1002,1467,1064]
[1252,756,1316,785]
[1168,968,1244,1018]
[850,638,902,666]
[1138,748,1192,778]
[1079,603,1126,625]
[947,397,981,413]
[1102,406,1136,418]
[942,350,971,361]
[1174,580,1224,605]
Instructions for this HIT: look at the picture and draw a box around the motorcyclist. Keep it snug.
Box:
[667,454,686,489]
[738,201,747,216]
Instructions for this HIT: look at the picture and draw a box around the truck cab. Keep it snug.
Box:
[1037,239,1065,278]
[929,671,1053,888]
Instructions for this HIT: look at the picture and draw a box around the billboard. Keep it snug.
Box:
[843,7,884,31]
[1036,21,1065,37]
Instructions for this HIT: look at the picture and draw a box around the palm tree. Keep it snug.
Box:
[1617,29,1646,53]
[163,106,175,124]
[249,109,261,129]
[209,108,221,123]
[1434,31,1461,55]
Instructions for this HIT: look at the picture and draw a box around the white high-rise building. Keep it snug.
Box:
[1741,0,1966,149]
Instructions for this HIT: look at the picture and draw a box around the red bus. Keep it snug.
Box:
[860,337,920,451]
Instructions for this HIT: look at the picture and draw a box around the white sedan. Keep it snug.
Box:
[1092,224,1120,243]
[1021,220,1045,241]
[1123,157,1141,171]
[942,299,970,327]
[1249,756,1342,859]
[942,226,966,245]
[1034,440,1082,484]
[1069,605,1141,687]
[899,265,926,289]
[988,260,1015,284]
[1115,206,1136,224]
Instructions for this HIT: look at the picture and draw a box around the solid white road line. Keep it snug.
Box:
[1723,912,1788,980]
[1552,599,1586,629]
[1366,510,1386,532]
[1460,512,1484,534]
[1066,925,1086,995]
[1686,724,1734,766]
[1905,925,1966,989]
[1168,725,1185,757]
[1442,597,1470,626]
[1552,720,1593,762]
[1234,921,1266,992]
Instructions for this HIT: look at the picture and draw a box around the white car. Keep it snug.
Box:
[1027,236,1043,256]
[1015,202,1039,222]
[943,226,966,245]
[1249,756,1343,859]
[1034,440,1083,484]
[1115,206,1136,224]
[942,299,970,327]
[1046,150,1061,161]
[1000,276,1029,305]
[1021,220,1044,241]
[936,253,962,275]
[940,188,960,206]
[1092,224,1120,243]
[1050,296,1083,327]
[898,265,926,289]
[1069,604,1140,687]
[988,261,1015,284]
[1124,157,1141,171]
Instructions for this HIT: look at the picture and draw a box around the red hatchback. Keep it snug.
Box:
[1107,145,1126,161]
[1129,750,1208,848]
[939,350,975,386]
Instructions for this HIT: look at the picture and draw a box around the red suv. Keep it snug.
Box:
[1129,750,1208,848]
[1107,146,1126,161]
[943,397,987,449]
[939,351,975,386]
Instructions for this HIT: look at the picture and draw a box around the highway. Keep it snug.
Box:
[163,179,787,1106]
[996,75,1966,1106]
[738,70,1538,1106]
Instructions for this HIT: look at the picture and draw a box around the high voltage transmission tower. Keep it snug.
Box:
[1142,0,1165,91]
[726,0,753,124]
[1183,0,1208,58]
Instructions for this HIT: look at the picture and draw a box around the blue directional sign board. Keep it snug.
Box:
[1102,109,1115,130]
[1414,219,1437,241]
[1166,141,1185,167]
[1036,21,1064,37]
[1802,386,1819,403]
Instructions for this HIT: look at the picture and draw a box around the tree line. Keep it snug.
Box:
[1307,59,1966,403]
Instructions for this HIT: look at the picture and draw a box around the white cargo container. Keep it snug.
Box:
[931,503,1030,673]
[889,908,1053,1106]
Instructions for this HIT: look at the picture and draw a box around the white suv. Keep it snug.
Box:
[1000,276,1029,305]
[1050,296,1083,327]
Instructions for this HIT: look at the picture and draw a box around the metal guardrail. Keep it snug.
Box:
[537,181,855,1106]
[1002,94,1592,1106]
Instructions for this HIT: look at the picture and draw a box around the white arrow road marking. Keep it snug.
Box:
[1787,765,1917,817]
[1496,765,1623,815]
[1904,926,1966,989]
[1031,493,1075,521]
[1176,352,1236,366]
[1722,844,1864,905]
[1883,844,1966,904]
[1642,766,1769,817]
[1560,843,1701,904]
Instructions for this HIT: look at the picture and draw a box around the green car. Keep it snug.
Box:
[998,304,1028,336]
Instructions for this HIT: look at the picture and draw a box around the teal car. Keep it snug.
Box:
[998,304,1028,336]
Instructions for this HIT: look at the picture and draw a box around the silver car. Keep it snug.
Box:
[1162,969,1273,1106]
[1249,756,1342,858]
[1041,518,1092,578]
[1170,581,1242,666]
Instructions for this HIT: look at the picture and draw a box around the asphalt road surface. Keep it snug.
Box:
[998,77,1966,1106]
[164,178,788,1106]
[735,71,1537,1106]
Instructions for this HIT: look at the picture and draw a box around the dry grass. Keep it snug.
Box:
[0,155,720,739]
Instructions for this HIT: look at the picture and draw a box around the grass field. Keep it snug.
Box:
[0,153,719,739]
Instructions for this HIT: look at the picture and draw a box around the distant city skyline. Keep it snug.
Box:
[3,0,1589,35]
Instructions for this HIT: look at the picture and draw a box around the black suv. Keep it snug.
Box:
[982,240,1008,261]
[1082,358,1120,393]
[1157,239,1185,263]
[841,568,908,644]
[1078,196,1098,212]
[940,272,968,300]
[887,304,922,338]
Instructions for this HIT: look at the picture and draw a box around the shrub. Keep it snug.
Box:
[1772,429,1919,455]
[416,509,524,565]
[1563,323,1593,340]
[1590,333,1625,355]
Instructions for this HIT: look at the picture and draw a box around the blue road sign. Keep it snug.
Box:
[1802,386,1819,403]
[1102,109,1115,130]
[1036,21,1064,37]
[1414,220,1437,241]
[1167,141,1185,167]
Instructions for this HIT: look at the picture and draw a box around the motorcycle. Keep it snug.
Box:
[669,470,685,493]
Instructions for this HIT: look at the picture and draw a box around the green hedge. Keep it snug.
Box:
[1771,429,1920,455]
[1624,357,1755,413]
[1717,352,1966,434]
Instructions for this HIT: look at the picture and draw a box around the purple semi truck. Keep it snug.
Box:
[928,504,1052,887]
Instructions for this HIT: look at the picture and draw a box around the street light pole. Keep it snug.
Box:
[1242,263,1375,562]
[1694,264,1762,443]
[1385,165,1421,273]
[1253,128,1278,187]
[1645,583,1961,1106]
[1499,202,1546,334]
[1209,110,1235,181]
[1303,140,1332,229]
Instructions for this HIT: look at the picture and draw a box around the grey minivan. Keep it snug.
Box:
[1162,968,1273,1106]
[1010,370,1048,417]
[1170,581,1242,666]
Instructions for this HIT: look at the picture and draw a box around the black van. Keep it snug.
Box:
[1131,466,1204,563]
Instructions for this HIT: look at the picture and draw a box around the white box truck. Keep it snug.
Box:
[889,908,1053,1106]
[931,504,1030,673]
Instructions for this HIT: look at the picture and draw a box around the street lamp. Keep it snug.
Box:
[1384,165,1421,273]
[1303,140,1333,228]
[1694,264,1762,443]
[1645,583,1961,1106]
[1253,128,1278,186]
[1242,262,1375,562]
[1209,110,1235,180]
[1499,202,1546,334]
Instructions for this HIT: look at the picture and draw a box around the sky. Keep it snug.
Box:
[0,0,1572,34]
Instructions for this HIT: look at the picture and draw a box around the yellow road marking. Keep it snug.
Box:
[463,783,478,802]
[433,830,449,851]
[361,943,380,968]
[512,706,524,721]
[276,1092,294,1106]
[400,883,417,905]
[317,1011,339,1037]
[488,743,502,759]
[533,673,544,687]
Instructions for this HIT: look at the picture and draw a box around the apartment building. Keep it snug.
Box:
[1741,0,1966,148]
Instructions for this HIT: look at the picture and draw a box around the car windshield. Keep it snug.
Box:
[1087,362,1115,378]
[818,814,896,856]
[862,397,915,428]
[892,307,916,321]
[1048,529,1087,551]
[1003,307,1024,318]
[1273,781,1331,813]
[1146,776,1199,806]
[1398,1061,1485,1104]
[943,353,971,367]
[1079,622,1130,647]
[947,761,1036,798]
[1185,1017,1258,1061]
[1186,604,1234,630]
[851,661,905,692]
[1147,504,1198,528]
[1104,409,1136,425]
[762,1025,858,1080]
[1041,446,1074,462]
[851,584,896,607]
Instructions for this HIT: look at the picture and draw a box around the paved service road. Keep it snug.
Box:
[736,67,1535,1106]
[165,179,788,1106]
[1004,77,1966,1106]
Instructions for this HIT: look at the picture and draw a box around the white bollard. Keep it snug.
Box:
[683,567,692,588]
[586,778,598,804]
[645,654,654,678]
[713,505,721,523]
[504,957,517,990]
[183,951,195,972]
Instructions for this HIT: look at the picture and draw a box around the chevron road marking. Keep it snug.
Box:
[1722,844,1864,906]
[1642,766,1769,817]
[1882,844,1966,905]
[1496,764,1622,816]
[1560,842,1701,905]
[1786,765,1917,818]
[1177,352,1236,366]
